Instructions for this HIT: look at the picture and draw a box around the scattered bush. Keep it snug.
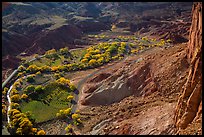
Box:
[36,71,41,75]
[26,75,35,83]
[37,130,46,135]
[11,94,20,102]
[67,95,74,101]
[60,47,69,55]
[35,85,44,93]
[25,85,35,94]
[3,87,8,95]
[26,65,39,73]
[21,94,28,99]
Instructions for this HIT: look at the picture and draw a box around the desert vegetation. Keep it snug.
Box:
[4,33,172,135]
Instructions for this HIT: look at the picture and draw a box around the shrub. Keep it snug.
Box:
[26,75,35,83]
[142,37,148,41]
[54,73,61,79]
[51,66,59,72]
[25,85,35,93]
[56,77,70,86]
[76,118,82,123]
[11,89,19,95]
[65,124,72,133]
[107,45,117,55]
[67,95,74,101]
[39,65,51,72]
[60,47,69,54]
[69,84,76,91]
[21,94,28,99]
[35,85,44,93]
[97,57,105,64]
[10,103,20,109]
[81,58,88,63]
[84,53,91,60]
[71,113,80,120]
[89,59,97,67]
[36,71,41,75]
[11,94,20,102]
[3,87,8,95]
[33,54,39,59]
[31,128,37,134]
[45,49,56,55]
[18,65,26,72]
[112,55,119,60]
[166,39,171,43]
[56,113,60,117]
[37,130,46,135]
[17,72,24,77]
[26,65,39,73]
[64,108,71,115]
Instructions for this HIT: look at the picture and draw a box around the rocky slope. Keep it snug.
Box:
[76,43,189,135]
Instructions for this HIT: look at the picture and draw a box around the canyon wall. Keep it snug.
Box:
[175,2,202,131]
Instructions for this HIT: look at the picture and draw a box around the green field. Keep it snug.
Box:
[20,78,72,123]
[18,34,171,124]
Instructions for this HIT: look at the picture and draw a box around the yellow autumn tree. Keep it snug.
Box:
[67,95,74,101]
[11,94,20,102]
[37,130,46,135]
[45,49,56,55]
[81,58,88,63]
[71,113,80,120]
[21,94,28,99]
[89,59,97,66]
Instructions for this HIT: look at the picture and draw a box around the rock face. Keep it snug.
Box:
[175,2,202,132]
[81,62,158,106]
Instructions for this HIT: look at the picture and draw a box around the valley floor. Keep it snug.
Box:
[36,42,203,135]
[73,43,189,135]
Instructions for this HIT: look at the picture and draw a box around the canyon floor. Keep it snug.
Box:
[36,42,201,135]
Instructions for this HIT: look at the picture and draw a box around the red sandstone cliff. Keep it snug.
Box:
[175,2,202,134]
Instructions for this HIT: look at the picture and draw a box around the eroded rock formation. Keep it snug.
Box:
[175,2,202,132]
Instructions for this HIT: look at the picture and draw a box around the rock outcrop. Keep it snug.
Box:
[175,2,202,132]
[81,62,158,106]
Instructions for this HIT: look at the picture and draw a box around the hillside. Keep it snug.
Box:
[2,2,192,71]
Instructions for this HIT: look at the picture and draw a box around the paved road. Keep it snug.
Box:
[6,75,28,125]
[2,69,18,89]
